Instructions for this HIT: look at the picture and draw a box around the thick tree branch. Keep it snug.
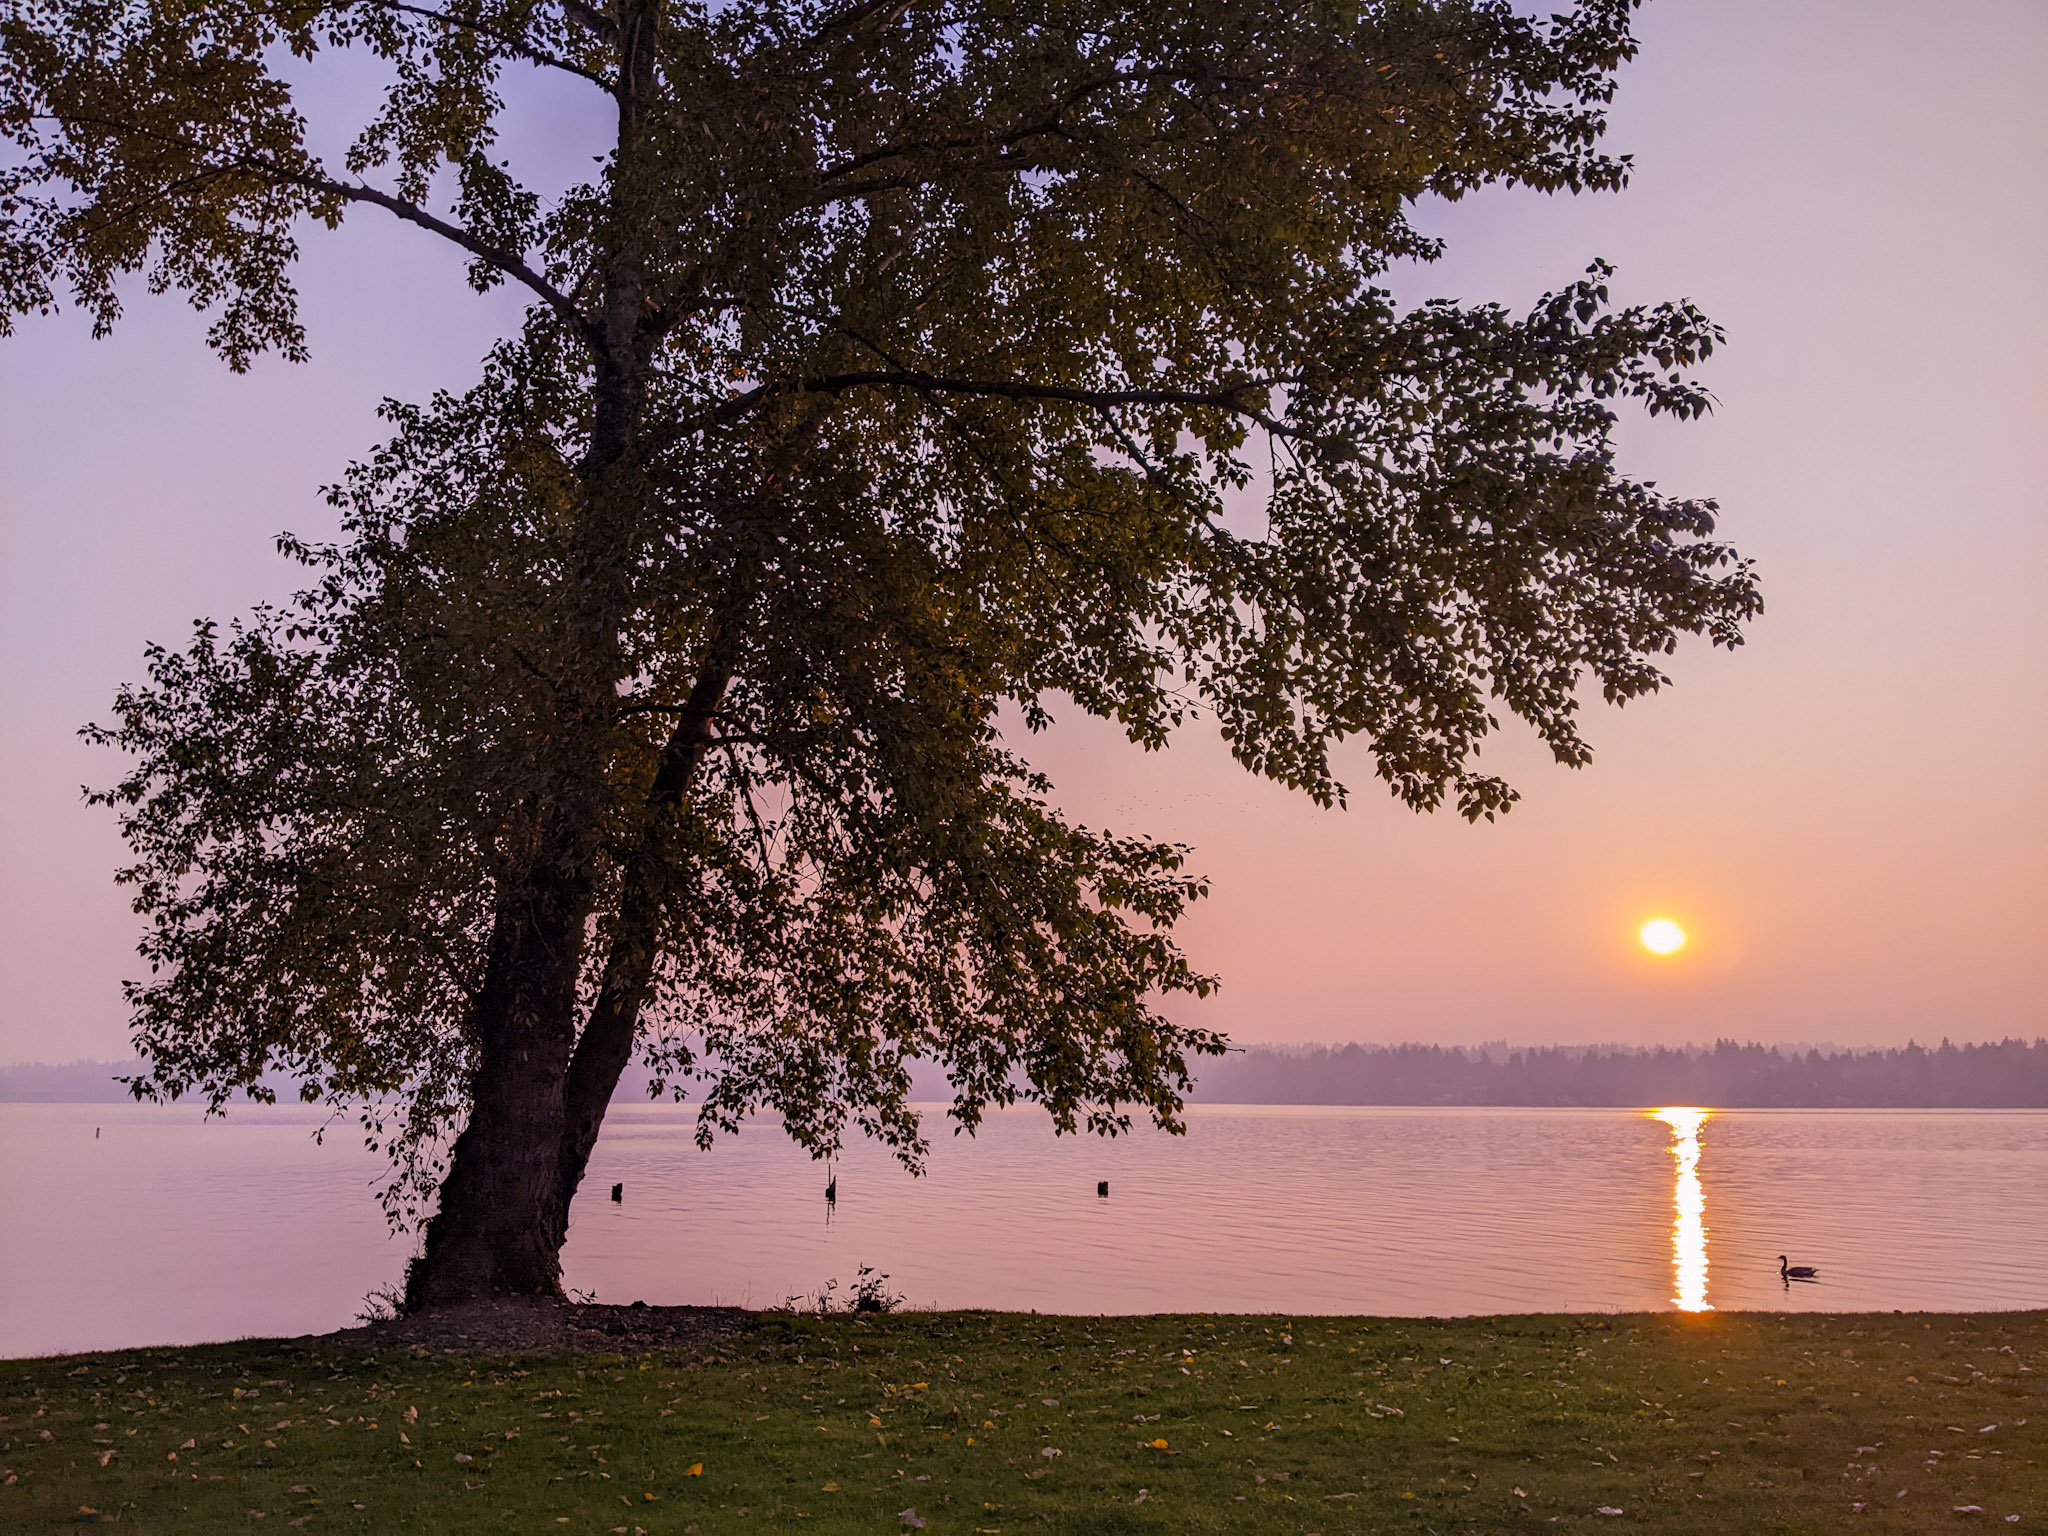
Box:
[558,0,619,48]
[40,110,597,347]
[350,0,616,88]
[292,173,596,345]
[676,366,1301,444]
[797,369,1300,439]
[809,68,1126,190]
[553,647,731,1231]
[804,61,1329,207]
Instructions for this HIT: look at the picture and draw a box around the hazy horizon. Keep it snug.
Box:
[9,1032,2046,1077]
[3,0,2043,1066]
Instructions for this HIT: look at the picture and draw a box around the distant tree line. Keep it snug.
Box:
[0,1060,137,1102]
[13,1038,2046,1108]
[1188,1038,2048,1108]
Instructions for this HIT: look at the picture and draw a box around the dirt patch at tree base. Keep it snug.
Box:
[318,1296,752,1357]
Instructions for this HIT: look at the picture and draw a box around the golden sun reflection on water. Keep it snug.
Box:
[1649,1108,1712,1311]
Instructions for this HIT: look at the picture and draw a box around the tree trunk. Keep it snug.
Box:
[404,854,593,1309]
[401,366,658,1305]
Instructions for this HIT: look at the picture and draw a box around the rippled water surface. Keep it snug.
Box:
[3,1103,2043,1357]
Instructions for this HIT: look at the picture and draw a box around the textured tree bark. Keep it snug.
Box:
[404,853,593,1307]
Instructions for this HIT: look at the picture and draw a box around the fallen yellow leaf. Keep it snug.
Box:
[1150,1438,1169,1451]
[685,1463,703,1477]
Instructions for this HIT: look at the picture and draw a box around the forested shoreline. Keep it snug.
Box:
[1188,1037,2048,1108]
[9,1038,2047,1108]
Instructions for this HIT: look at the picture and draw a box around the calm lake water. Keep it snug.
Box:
[3,1102,2044,1358]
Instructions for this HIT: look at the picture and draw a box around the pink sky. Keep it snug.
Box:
[2,0,2042,1064]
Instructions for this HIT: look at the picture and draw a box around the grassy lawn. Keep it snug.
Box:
[4,1310,2043,1534]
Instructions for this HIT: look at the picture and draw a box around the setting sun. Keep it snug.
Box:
[1639,918,1688,956]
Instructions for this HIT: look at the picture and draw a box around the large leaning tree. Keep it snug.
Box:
[2,0,1757,1306]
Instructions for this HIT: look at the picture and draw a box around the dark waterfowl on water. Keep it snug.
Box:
[1779,1255,1819,1281]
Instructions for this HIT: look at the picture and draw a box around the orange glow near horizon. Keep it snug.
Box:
[1650,1107,1712,1312]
